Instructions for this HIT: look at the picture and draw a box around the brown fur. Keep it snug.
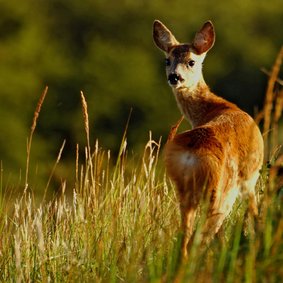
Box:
[153,20,264,259]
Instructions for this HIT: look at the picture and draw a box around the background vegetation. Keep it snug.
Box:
[0,0,282,281]
[0,73,282,281]
[0,0,282,187]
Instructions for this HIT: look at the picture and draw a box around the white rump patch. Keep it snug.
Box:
[179,153,197,168]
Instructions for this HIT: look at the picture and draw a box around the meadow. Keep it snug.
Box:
[0,48,282,282]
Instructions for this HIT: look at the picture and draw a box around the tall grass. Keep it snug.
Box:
[0,49,282,282]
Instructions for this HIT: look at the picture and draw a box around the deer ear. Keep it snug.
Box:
[153,20,179,52]
[192,21,215,54]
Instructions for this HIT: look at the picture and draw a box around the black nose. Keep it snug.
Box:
[168,73,180,85]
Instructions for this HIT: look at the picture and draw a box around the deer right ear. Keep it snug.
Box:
[192,21,215,54]
[153,20,179,52]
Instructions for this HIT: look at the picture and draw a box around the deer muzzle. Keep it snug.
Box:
[168,73,183,86]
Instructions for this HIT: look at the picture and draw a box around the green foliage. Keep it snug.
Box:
[0,41,282,280]
[0,0,282,183]
[0,137,282,282]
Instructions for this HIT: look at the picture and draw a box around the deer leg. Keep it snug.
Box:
[180,205,197,260]
[242,171,260,216]
[201,187,239,247]
[200,212,226,247]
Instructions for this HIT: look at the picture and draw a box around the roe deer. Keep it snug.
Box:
[153,20,264,259]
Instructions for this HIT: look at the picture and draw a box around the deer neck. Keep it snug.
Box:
[172,81,220,128]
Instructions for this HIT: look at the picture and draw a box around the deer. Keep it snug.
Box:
[153,20,264,259]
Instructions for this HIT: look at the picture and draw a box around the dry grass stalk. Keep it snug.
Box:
[35,211,45,255]
[263,46,283,159]
[25,86,48,191]
[80,91,90,151]
[42,140,66,201]
[272,89,283,146]
[261,67,283,86]
[167,116,184,142]
[75,143,79,189]
[80,91,95,197]
[14,232,22,283]
[269,153,283,191]
[274,89,283,122]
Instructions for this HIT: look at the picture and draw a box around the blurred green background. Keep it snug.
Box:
[0,0,282,187]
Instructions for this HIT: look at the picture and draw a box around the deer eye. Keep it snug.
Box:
[187,60,195,67]
[165,58,171,66]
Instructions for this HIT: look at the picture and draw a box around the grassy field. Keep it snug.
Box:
[0,49,282,282]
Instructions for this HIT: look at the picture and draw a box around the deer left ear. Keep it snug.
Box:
[153,20,179,52]
[192,21,215,54]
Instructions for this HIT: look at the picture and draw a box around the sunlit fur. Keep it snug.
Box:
[153,20,264,259]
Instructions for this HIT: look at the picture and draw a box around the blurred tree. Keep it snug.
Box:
[0,0,282,187]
